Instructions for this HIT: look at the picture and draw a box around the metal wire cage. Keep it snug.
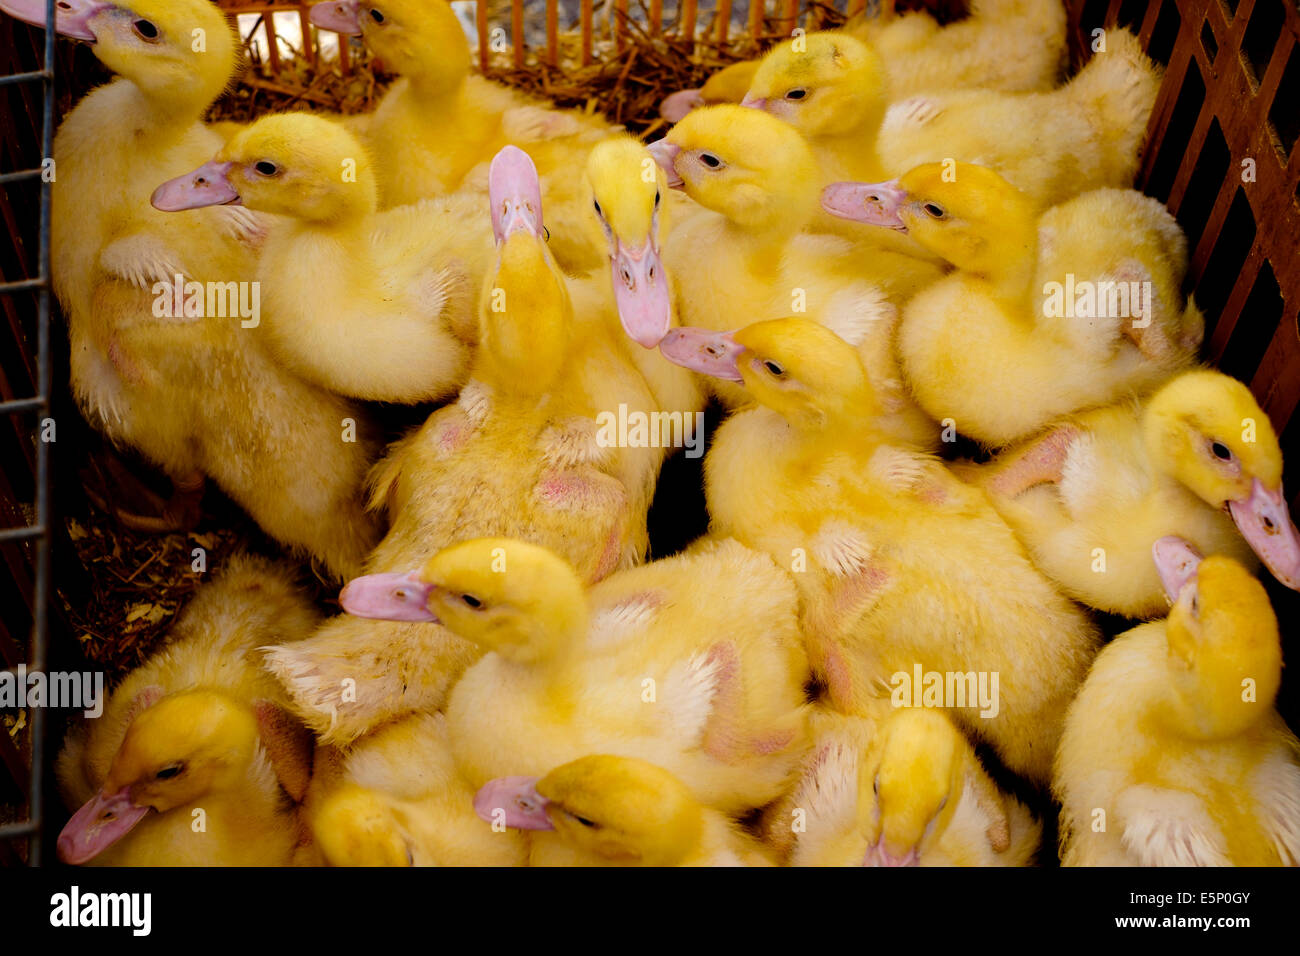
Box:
[0,0,1297,866]
[0,0,56,866]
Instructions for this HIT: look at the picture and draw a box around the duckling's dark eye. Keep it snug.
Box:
[1210,440,1233,461]
[460,593,483,609]
[155,763,183,780]
[763,359,786,377]
[921,202,947,219]
[873,774,880,796]
[369,8,386,24]
[573,815,598,828]
[785,88,808,100]
[654,189,661,208]
[132,19,160,41]
[254,161,279,177]
[699,152,723,169]
[593,198,603,217]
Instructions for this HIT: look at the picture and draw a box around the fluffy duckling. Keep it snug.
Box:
[1056,549,1300,866]
[650,105,941,445]
[584,136,706,414]
[971,370,1300,618]
[852,0,1066,96]
[476,755,775,866]
[745,29,1157,208]
[341,536,810,813]
[786,709,1041,866]
[153,112,492,404]
[263,149,664,745]
[55,556,318,866]
[660,318,1100,784]
[827,163,1203,447]
[11,0,382,576]
[660,0,1066,120]
[307,713,527,866]
[310,0,609,272]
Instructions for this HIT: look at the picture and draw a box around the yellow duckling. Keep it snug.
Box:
[826,163,1203,448]
[153,112,492,404]
[659,0,1066,120]
[307,713,527,867]
[787,708,1041,866]
[55,556,319,866]
[584,135,706,415]
[649,105,941,445]
[10,0,382,577]
[476,755,775,866]
[972,370,1300,618]
[660,318,1100,784]
[851,0,1066,96]
[263,149,664,745]
[744,29,1157,208]
[1056,548,1300,866]
[309,0,609,272]
[342,536,809,813]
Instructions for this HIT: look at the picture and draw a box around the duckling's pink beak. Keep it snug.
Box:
[646,140,684,190]
[1152,536,1204,605]
[660,89,705,123]
[151,161,241,212]
[821,180,908,230]
[0,0,108,41]
[739,93,767,110]
[1228,479,1300,589]
[58,786,151,864]
[611,237,672,348]
[339,571,439,622]
[309,0,362,35]
[489,145,543,242]
[473,776,555,830]
[659,327,745,382]
[862,839,920,867]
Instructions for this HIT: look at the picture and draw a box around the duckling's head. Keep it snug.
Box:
[474,756,705,865]
[587,136,673,348]
[477,145,573,389]
[1144,370,1300,589]
[742,32,888,139]
[652,105,820,233]
[823,162,1039,277]
[151,113,379,223]
[861,709,963,866]
[56,690,261,864]
[1159,554,1281,739]
[340,537,589,664]
[3,0,236,107]
[660,317,878,431]
[422,538,587,663]
[310,0,468,91]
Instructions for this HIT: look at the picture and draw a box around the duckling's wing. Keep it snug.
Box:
[98,233,190,296]
[1114,784,1232,866]
[1252,743,1300,866]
